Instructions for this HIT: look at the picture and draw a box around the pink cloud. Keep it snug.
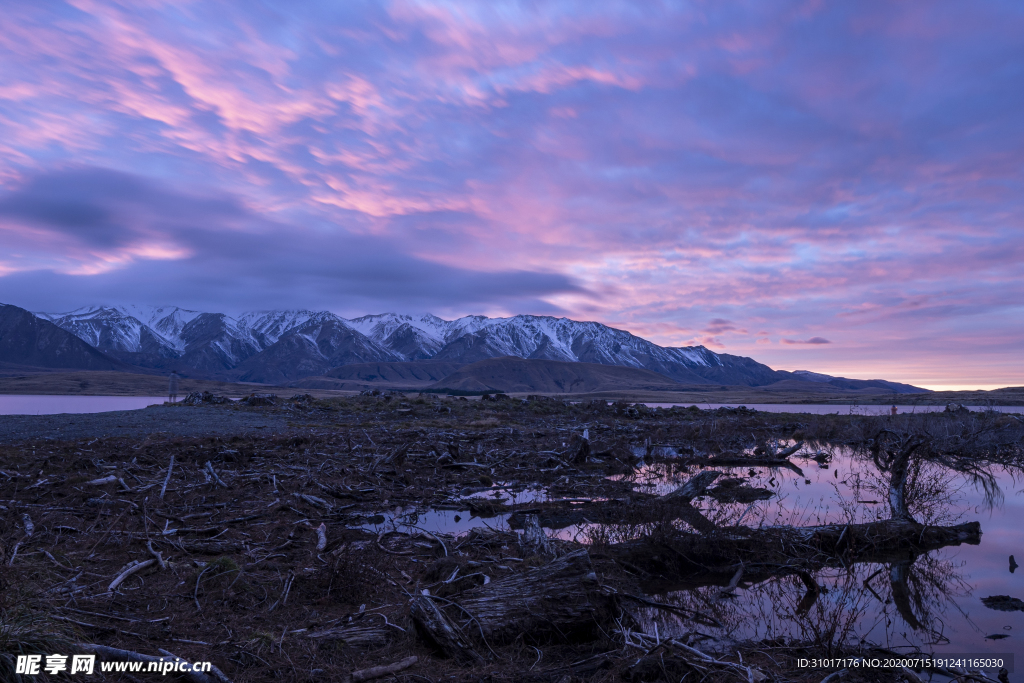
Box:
[0,1,1021,387]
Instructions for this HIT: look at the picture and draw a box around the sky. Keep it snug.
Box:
[0,0,1021,390]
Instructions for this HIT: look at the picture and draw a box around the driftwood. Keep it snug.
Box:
[607,519,982,591]
[373,444,409,471]
[349,656,418,682]
[519,653,614,682]
[662,470,722,502]
[306,624,391,647]
[707,456,803,474]
[109,559,157,592]
[412,548,607,650]
[410,595,482,662]
[567,433,591,464]
[204,461,228,488]
[160,455,174,499]
[774,441,804,458]
[519,513,552,556]
[508,470,724,532]
[607,437,982,590]
[316,522,328,551]
[623,631,768,682]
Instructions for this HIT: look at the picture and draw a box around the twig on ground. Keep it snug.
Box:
[147,540,167,570]
[159,455,174,499]
[349,655,418,682]
[109,559,157,593]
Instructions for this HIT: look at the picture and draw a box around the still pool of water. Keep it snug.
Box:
[0,395,168,415]
[644,403,1024,415]
[614,452,1024,669]
[368,450,1024,668]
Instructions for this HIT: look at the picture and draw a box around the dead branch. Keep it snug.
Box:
[204,461,228,488]
[316,522,328,551]
[662,470,722,502]
[160,455,174,499]
[416,549,608,645]
[109,559,157,592]
[349,655,418,682]
[306,624,391,647]
[146,540,167,570]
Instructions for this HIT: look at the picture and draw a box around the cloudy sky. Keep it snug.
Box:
[0,1,1021,389]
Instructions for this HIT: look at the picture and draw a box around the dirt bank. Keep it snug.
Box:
[1,395,1019,682]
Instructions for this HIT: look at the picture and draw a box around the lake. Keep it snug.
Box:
[0,395,167,415]
[646,403,1024,415]
[1,395,1021,416]
[614,451,1024,665]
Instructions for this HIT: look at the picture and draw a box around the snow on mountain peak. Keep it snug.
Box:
[36,305,732,381]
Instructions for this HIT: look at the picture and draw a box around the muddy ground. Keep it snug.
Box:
[2,393,1022,682]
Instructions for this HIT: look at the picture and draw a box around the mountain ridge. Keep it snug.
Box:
[17,304,929,393]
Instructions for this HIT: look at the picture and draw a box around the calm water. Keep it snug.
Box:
[0,395,167,415]
[3,395,1021,417]
[611,451,1024,668]
[373,449,1023,668]
[645,403,1024,415]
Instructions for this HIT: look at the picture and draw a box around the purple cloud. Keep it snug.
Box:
[782,337,832,345]
[0,166,582,315]
[0,1,1021,388]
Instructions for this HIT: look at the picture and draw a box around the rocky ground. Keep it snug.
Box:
[2,393,1020,682]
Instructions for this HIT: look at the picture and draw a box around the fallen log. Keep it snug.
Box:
[411,549,609,649]
[606,519,981,591]
[306,624,391,647]
[508,470,724,532]
[662,470,721,502]
[775,441,804,458]
[410,595,482,663]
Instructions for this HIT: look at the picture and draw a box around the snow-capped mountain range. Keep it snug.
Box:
[27,304,926,393]
[34,306,755,384]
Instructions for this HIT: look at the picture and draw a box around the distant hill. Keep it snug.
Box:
[425,356,686,393]
[781,370,928,394]
[0,304,132,373]
[21,304,930,394]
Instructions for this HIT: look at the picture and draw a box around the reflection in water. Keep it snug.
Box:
[612,447,973,528]
[636,551,974,657]
[643,403,1024,415]
[615,448,1022,666]
[361,441,1022,667]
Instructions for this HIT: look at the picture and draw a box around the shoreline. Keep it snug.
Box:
[0,370,1021,405]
